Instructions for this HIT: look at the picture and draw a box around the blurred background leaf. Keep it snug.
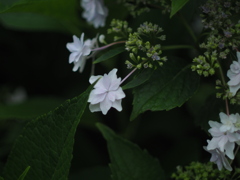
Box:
[0,0,82,34]
[130,57,200,120]
[97,123,165,180]
[2,86,91,180]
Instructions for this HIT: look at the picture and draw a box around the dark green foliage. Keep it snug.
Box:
[2,86,92,180]
[97,123,165,180]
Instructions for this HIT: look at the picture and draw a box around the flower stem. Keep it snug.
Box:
[225,98,230,116]
[178,13,197,43]
[120,68,138,85]
[92,41,125,51]
[161,45,195,50]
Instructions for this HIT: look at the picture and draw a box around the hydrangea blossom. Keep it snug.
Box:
[227,51,240,96]
[219,112,238,133]
[204,146,232,171]
[81,0,108,28]
[204,112,240,170]
[207,120,237,159]
[88,68,126,115]
[66,33,96,73]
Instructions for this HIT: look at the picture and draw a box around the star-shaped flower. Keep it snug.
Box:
[207,120,238,159]
[81,0,108,28]
[227,52,240,96]
[204,146,232,171]
[219,112,238,133]
[88,68,126,115]
[66,33,96,72]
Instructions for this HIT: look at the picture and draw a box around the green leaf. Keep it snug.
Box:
[0,0,81,34]
[97,123,165,180]
[130,57,199,120]
[2,85,92,180]
[170,0,190,18]
[18,166,30,180]
[122,68,154,90]
[0,97,64,120]
[0,177,4,180]
[93,46,125,64]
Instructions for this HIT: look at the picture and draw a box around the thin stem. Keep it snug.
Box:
[178,13,197,43]
[217,59,227,87]
[90,57,95,76]
[234,145,240,160]
[225,98,230,116]
[161,45,195,50]
[120,68,138,85]
[216,58,230,116]
[92,41,125,51]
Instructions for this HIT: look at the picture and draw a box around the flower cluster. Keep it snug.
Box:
[117,0,171,17]
[66,33,97,73]
[227,52,240,96]
[107,19,132,41]
[81,0,108,28]
[88,69,126,115]
[204,112,240,171]
[171,161,232,180]
[125,22,167,69]
[191,51,219,77]
[200,0,240,59]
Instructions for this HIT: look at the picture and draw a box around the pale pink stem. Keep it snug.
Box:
[91,41,125,51]
[120,68,138,85]
[225,98,229,116]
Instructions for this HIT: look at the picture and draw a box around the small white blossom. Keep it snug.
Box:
[227,52,240,96]
[207,120,238,159]
[66,33,96,73]
[204,146,232,171]
[81,0,108,28]
[219,112,238,133]
[88,68,126,115]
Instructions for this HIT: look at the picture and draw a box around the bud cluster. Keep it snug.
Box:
[171,162,232,180]
[200,0,240,59]
[117,0,171,17]
[125,22,167,69]
[107,19,132,41]
[191,51,219,76]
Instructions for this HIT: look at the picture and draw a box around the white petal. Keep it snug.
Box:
[209,121,221,128]
[69,51,80,63]
[107,91,116,102]
[225,141,235,159]
[237,52,240,62]
[228,73,240,86]
[208,127,223,137]
[229,83,240,96]
[113,88,126,100]
[218,136,228,152]
[89,75,102,84]
[100,97,112,115]
[79,57,87,73]
[219,112,228,123]
[88,90,106,104]
[89,103,101,112]
[112,99,123,112]
[207,137,221,150]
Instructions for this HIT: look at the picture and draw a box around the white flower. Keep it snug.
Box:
[88,68,126,115]
[204,146,232,171]
[81,0,108,28]
[219,112,238,133]
[66,33,96,72]
[227,52,240,96]
[207,121,238,159]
